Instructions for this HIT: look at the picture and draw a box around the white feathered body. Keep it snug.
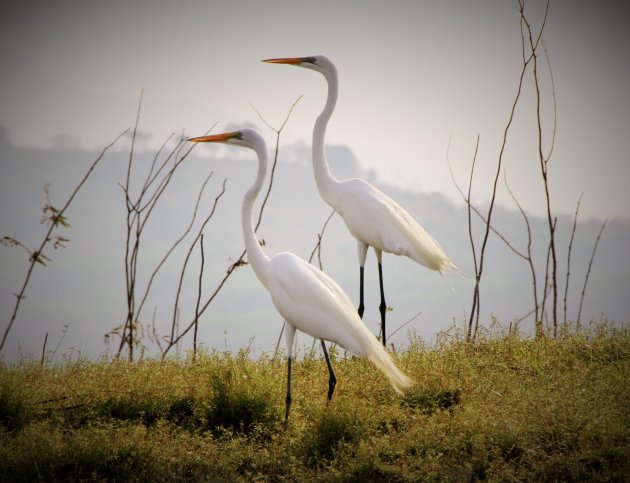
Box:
[265,251,412,393]
[333,178,454,274]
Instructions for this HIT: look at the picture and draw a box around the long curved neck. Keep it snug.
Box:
[242,142,271,288]
[313,65,341,209]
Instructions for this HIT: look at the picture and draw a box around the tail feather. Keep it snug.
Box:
[350,320,414,394]
[367,343,414,394]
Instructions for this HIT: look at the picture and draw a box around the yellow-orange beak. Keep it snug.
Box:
[187,131,239,143]
[262,57,307,65]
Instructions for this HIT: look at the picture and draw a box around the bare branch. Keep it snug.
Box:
[468,10,533,338]
[307,209,336,268]
[577,219,607,326]
[564,193,583,324]
[193,234,205,360]
[1,128,129,353]
[250,94,304,134]
[251,96,303,231]
[523,0,558,334]
[542,41,557,163]
[118,114,218,359]
[125,89,144,210]
[169,178,227,344]
[163,97,302,356]
[135,171,216,321]
[388,310,423,340]
[448,155,528,261]
[504,170,539,322]
[513,283,551,326]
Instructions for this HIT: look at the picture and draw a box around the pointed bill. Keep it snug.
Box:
[187,131,240,143]
[262,56,312,65]
[262,57,302,64]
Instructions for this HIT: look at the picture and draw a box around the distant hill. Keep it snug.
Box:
[1,138,628,360]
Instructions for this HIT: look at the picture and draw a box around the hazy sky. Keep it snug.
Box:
[1,0,629,360]
[1,0,629,221]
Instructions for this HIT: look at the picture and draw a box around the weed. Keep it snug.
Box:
[302,402,365,466]
[167,395,202,430]
[0,382,29,433]
[402,387,462,414]
[96,392,168,426]
[0,327,628,481]
[206,368,278,435]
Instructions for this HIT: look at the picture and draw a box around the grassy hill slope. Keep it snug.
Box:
[1,323,628,481]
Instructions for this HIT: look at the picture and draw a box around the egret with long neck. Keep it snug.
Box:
[188,128,413,426]
[263,55,457,347]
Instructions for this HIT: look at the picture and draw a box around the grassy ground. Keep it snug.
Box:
[1,323,628,482]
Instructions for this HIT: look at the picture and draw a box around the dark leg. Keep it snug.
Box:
[358,266,365,318]
[378,261,387,347]
[284,357,292,429]
[320,340,337,400]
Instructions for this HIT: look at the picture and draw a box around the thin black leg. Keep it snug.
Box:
[378,262,387,347]
[320,340,337,400]
[284,357,292,429]
[358,266,365,318]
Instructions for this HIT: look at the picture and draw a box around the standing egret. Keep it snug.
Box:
[263,55,456,346]
[187,128,413,426]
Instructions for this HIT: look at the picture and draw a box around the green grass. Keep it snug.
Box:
[1,323,628,481]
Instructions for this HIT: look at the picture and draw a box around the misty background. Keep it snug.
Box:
[1,1,629,360]
[1,131,628,361]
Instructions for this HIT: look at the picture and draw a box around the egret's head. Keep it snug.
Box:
[187,128,262,150]
[262,55,335,76]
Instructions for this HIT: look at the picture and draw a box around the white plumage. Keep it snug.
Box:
[336,178,454,272]
[188,128,413,426]
[264,55,456,346]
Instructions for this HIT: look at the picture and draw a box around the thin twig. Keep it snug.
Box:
[250,95,303,231]
[169,178,227,345]
[307,209,336,267]
[513,283,552,325]
[40,333,48,367]
[522,0,557,335]
[504,170,539,322]
[465,136,481,338]
[466,4,536,338]
[577,219,607,326]
[140,129,217,233]
[50,324,69,362]
[0,128,129,353]
[447,149,527,261]
[163,97,302,356]
[542,41,557,163]
[193,234,205,361]
[540,217,557,331]
[135,171,215,322]
[388,310,423,340]
[117,115,217,359]
[121,91,145,360]
[564,194,583,324]
[125,89,143,209]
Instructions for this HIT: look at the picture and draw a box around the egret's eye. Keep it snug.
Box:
[234,132,244,140]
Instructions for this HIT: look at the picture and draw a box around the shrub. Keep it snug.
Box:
[96,393,167,426]
[302,402,365,466]
[0,382,29,433]
[205,368,277,435]
[401,387,462,414]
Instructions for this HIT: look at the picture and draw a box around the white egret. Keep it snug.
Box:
[263,55,456,346]
[187,128,413,426]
